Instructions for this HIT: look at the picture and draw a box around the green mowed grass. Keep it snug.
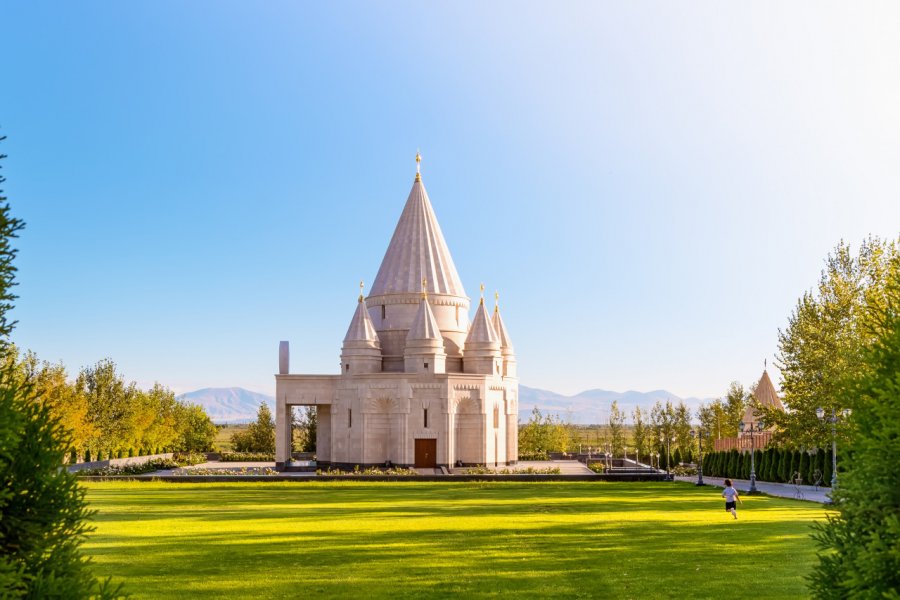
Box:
[83,481,829,599]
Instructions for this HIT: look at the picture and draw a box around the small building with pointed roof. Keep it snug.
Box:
[274,155,519,469]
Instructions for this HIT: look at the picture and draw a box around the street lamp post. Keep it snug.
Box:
[817,407,849,488]
[739,419,764,494]
[690,429,709,486]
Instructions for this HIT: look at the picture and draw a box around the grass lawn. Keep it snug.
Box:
[83,481,829,599]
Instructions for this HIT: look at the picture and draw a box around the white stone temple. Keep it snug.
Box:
[274,155,519,469]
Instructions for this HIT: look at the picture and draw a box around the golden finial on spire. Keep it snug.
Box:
[479,283,485,305]
[421,277,428,299]
[494,291,499,313]
[415,150,422,182]
[359,280,364,303]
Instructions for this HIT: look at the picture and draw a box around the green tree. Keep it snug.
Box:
[766,238,899,449]
[672,401,692,459]
[607,401,625,457]
[631,407,649,463]
[176,402,217,452]
[232,403,275,454]
[798,452,809,485]
[810,261,900,598]
[292,406,317,453]
[0,135,117,597]
[76,359,138,455]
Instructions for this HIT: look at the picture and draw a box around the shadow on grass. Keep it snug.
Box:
[83,481,827,599]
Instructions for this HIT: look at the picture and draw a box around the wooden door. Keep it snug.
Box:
[414,439,437,468]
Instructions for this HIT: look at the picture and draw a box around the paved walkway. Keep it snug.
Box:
[674,474,833,503]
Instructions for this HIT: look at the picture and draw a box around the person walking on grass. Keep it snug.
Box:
[722,478,742,519]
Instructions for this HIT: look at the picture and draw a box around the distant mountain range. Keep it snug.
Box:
[517,387,712,424]
[177,388,275,424]
[180,385,712,425]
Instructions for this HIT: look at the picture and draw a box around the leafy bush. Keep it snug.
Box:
[219,452,275,462]
[672,464,697,476]
[76,458,179,477]
[172,452,206,466]
[517,452,549,461]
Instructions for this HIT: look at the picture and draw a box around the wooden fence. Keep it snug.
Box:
[712,431,773,453]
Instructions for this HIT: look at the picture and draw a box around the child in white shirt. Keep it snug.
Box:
[722,479,742,519]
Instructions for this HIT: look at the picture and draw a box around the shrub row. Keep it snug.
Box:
[219,452,275,462]
[701,447,834,485]
[75,446,174,463]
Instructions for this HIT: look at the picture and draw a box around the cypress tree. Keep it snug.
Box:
[774,449,784,482]
[673,448,682,467]
[823,449,833,487]
[799,451,809,485]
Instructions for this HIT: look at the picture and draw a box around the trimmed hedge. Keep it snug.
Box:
[219,452,275,462]
[701,448,830,484]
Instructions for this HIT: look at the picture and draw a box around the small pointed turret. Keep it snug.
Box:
[341,282,382,374]
[464,285,501,375]
[742,367,785,429]
[492,292,517,377]
[404,278,446,374]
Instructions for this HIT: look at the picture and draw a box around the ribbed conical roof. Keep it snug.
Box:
[754,370,784,411]
[343,297,380,346]
[370,176,466,297]
[407,295,442,342]
[465,299,498,345]
[743,369,784,427]
[492,304,514,354]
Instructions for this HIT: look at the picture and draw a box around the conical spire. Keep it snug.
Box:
[492,292,513,354]
[753,369,784,411]
[407,281,442,343]
[369,159,466,297]
[343,293,380,347]
[743,368,784,428]
[465,291,498,346]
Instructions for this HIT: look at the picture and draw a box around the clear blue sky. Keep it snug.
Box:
[3,2,899,399]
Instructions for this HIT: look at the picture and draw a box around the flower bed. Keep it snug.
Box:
[462,466,562,475]
[172,467,279,476]
[316,466,419,476]
[219,452,276,462]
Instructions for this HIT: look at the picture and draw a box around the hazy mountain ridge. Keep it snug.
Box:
[177,387,275,424]
[517,386,712,424]
[181,385,712,425]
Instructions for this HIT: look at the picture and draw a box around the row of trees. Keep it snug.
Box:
[701,448,834,486]
[3,347,217,461]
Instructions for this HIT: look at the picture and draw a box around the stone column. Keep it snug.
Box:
[275,399,290,469]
